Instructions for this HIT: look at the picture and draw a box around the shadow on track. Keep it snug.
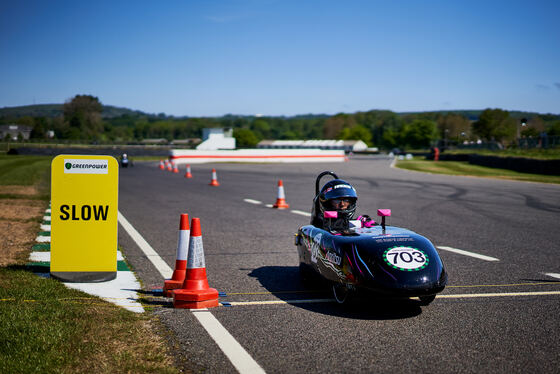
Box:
[248,265,422,320]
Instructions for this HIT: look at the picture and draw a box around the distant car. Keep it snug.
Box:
[295,171,447,304]
[390,148,405,156]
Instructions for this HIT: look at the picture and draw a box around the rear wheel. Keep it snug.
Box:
[332,283,351,304]
[418,295,436,305]
[299,263,314,285]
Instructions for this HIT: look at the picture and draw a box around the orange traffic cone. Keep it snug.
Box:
[209,168,220,186]
[166,160,172,171]
[159,160,165,170]
[173,218,219,309]
[184,164,193,178]
[172,162,179,173]
[163,214,190,297]
[273,180,290,209]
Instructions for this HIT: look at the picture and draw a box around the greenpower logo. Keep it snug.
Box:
[63,159,109,174]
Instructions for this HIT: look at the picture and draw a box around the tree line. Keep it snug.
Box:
[2,95,560,149]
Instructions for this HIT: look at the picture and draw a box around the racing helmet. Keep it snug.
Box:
[318,179,357,220]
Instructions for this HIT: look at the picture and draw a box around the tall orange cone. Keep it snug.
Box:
[159,160,165,170]
[172,162,179,173]
[184,164,193,178]
[166,160,172,171]
[273,180,290,209]
[173,218,219,309]
[163,214,190,297]
[209,168,220,186]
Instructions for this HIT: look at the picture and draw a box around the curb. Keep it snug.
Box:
[27,204,145,313]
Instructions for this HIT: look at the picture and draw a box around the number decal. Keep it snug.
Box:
[383,246,429,271]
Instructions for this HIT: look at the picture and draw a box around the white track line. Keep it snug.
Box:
[437,246,499,262]
[117,211,173,279]
[436,291,560,298]
[192,310,266,373]
[243,198,262,205]
[118,211,264,374]
[544,273,560,280]
[291,210,311,217]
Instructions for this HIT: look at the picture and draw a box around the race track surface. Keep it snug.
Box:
[117,156,560,373]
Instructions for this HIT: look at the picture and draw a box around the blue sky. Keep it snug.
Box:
[1,0,559,116]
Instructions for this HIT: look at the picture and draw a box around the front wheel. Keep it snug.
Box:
[332,283,352,304]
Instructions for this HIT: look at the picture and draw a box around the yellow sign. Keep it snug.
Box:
[50,155,119,282]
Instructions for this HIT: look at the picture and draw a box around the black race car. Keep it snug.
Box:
[295,171,447,304]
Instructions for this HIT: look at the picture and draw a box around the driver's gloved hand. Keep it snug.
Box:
[358,215,376,228]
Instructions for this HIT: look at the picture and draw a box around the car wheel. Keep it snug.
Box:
[332,283,351,304]
[418,295,436,305]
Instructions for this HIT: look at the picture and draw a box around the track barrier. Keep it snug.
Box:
[173,218,219,309]
[209,168,220,186]
[273,180,290,209]
[163,214,190,297]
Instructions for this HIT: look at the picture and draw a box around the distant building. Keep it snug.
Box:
[171,138,201,147]
[257,139,368,153]
[140,138,169,145]
[196,128,236,150]
[0,124,32,141]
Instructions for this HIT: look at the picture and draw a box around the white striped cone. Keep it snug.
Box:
[166,160,172,171]
[163,214,190,296]
[159,160,165,170]
[173,218,219,309]
[185,164,192,178]
[209,168,220,186]
[273,180,289,209]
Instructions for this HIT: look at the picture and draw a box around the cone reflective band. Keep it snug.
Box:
[209,168,220,186]
[159,160,164,170]
[163,214,190,297]
[273,179,289,209]
[166,160,172,171]
[172,163,179,173]
[185,164,192,178]
[173,218,219,309]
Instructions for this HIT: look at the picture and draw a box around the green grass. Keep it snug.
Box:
[0,154,179,373]
[445,147,560,160]
[396,158,560,184]
[0,155,52,186]
[0,267,177,374]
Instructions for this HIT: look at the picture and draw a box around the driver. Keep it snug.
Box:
[311,179,375,230]
[311,179,356,229]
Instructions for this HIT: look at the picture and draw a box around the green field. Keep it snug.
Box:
[0,154,178,374]
[396,158,560,184]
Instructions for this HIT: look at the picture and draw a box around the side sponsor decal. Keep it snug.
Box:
[383,246,428,271]
[310,233,323,263]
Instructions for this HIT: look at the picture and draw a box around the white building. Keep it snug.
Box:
[196,128,236,150]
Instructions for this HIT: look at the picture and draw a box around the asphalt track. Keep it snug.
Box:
[117,155,560,373]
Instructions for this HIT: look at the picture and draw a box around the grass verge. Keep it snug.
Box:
[0,154,180,374]
[396,158,560,184]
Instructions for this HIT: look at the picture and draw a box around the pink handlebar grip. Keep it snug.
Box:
[377,209,391,217]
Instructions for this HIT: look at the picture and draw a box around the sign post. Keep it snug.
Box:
[50,155,119,282]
